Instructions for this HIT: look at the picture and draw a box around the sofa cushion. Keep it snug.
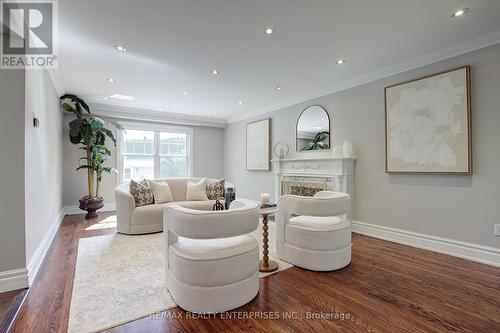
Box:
[285,216,351,251]
[288,215,350,231]
[131,200,220,226]
[148,180,173,203]
[129,179,154,206]
[171,235,258,261]
[164,179,190,201]
[186,178,209,201]
[206,178,225,200]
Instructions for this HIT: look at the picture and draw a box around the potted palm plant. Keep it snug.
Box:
[61,94,123,219]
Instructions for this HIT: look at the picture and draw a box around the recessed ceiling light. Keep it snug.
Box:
[336,58,345,65]
[107,78,115,82]
[183,91,189,96]
[275,85,282,90]
[238,101,243,105]
[211,69,220,75]
[165,105,169,109]
[113,45,127,52]
[213,112,217,116]
[109,94,135,101]
[265,27,276,35]
[104,97,108,100]
[451,8,469,18]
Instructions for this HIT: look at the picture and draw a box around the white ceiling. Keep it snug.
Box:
[58,0,500,122]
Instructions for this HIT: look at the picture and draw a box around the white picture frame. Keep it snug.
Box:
[246,118,271,171]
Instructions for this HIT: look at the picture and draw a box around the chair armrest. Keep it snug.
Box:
[115,187,136,211]
[164,200,259,239]
[115,187,136,233]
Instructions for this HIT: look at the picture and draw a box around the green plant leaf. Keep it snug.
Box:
[76,165,92,171]
[60,94,90,114]
[69,119,83,137]
[102,128,117,146]
[108,120,124,130]
[82,123,93,146]
[69,133,82,144]
[90,119,103,133]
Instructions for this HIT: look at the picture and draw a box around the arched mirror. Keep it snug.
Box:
[296,105,330,152]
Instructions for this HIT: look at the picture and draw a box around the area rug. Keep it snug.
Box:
[68,219,292,333]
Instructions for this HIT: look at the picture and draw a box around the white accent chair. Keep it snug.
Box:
[276,191,352,271]
[164,199,260,313]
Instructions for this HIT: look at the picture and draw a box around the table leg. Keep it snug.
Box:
[259,213,278,272]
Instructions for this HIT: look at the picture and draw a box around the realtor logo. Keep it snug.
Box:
[1,0,57,68]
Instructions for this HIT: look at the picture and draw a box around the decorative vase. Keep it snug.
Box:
[333,145,342,157]
[79,196,104,220]
[224,188,236,210]
[342,140,353,158]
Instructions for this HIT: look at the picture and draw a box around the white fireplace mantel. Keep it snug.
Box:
[272,156,356,217]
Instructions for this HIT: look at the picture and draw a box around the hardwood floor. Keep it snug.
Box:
[0,288,27,333]
[9,213,500,333]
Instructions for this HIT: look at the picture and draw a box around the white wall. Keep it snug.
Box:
[25,68,64,266]
[62,116,225,207]
[0,68,26,273]
[225,43,500,249]
[192,126,225,179]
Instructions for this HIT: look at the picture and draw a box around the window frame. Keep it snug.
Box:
[117,121,194,183]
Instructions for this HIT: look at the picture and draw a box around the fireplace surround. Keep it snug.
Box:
[272,156,356,218]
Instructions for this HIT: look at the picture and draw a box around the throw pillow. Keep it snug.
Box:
[148,180,173,204]
[186,178,209,201]
[130,179,154,206]
[206,178,225,200]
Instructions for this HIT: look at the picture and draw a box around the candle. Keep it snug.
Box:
[260,192,270,204]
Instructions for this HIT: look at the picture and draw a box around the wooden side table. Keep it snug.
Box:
[259,207,279,272]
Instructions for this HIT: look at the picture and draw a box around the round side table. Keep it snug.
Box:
[259,206,279,272]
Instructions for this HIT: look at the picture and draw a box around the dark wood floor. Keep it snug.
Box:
[0,288,26,333]
[9,212,500,333]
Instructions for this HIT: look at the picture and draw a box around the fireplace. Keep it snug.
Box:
[281,177,331,197]
[272,156,356,218]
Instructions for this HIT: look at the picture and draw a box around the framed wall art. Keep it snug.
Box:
[385,66,472,174]
[246,118,271,171]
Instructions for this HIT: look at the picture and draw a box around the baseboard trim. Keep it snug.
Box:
[63,202,116,216]
[0,288,28,333]
[0,268,28,293]
[27,210,65,286]
[352,221,500,268]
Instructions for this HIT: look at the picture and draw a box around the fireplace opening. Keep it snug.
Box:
[281,179,331,197]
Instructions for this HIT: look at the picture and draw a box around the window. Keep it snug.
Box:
[118,125,192,182]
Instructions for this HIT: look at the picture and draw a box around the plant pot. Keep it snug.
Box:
[79,196,104,220]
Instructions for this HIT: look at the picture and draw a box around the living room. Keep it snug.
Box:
[1,1,499,332]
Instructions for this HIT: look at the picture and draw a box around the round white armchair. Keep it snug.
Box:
[276,191,352,271]
[164,199,260,313]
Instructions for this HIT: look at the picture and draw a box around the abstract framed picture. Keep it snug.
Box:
[385,66,472,174]
[246,118,271,171]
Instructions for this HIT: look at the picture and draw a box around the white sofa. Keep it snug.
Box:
[276,191,352,271]
[164,199,260,313]
[115,178,229,235]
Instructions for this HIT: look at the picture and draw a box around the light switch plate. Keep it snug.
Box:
[494,224,500,236]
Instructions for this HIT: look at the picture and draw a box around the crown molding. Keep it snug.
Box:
[228,28,500,124]
[90,103,227,128]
